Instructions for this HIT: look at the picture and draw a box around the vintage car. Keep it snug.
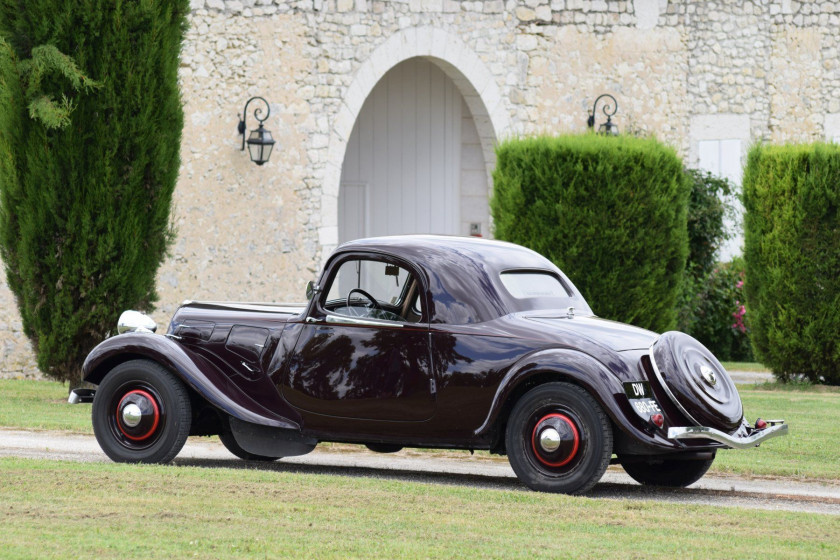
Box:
[71,235,787,494]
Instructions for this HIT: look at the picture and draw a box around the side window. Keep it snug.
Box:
[323,258,421,323]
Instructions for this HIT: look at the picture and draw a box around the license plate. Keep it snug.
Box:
[624,381,653,399]
[623,381,662,417]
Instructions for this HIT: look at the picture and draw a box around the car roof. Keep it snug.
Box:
[332,235,590,324]
[337,235,554,271]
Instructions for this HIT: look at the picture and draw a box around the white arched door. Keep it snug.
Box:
[339,57,488,242]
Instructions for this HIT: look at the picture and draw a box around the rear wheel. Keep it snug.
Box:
[92,360,191,463]
[506,382,612,494]
[219,416,281,462]
[620,454,715,487]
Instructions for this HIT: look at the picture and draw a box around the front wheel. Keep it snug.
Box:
[92,360,191,463]
[620,454,715,487]
[506,382,612,494]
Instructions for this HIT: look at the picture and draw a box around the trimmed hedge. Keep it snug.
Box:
[492,134,689,333]
[743,143,840,384]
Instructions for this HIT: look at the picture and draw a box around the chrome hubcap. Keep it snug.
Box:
[122,403,143,427]
[700,365,717,387]
[539,427,561,452]
[115,389,161,443]
[531,413,580,468]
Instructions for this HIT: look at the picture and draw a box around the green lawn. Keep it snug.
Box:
[0,379,91,432]
[0,457,837,560]
[715,384,840,479]
[1,379,838,481]
[721,361,770,373]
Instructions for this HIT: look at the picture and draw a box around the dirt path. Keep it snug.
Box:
[2,428,837,515]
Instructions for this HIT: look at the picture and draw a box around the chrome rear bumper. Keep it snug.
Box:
[668,421,788,449]
[68,388,96,404]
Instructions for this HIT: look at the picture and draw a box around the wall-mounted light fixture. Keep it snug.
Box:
[587,93,619,135]
[237,96,276,166]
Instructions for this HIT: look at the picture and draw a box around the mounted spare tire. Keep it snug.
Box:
[649,331,743,432]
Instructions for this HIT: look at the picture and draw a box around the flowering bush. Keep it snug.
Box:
[678,259,753,361]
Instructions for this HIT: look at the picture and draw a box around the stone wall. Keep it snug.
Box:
[2,0,839,378]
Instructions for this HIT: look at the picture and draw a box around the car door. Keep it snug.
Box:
[282,255,436,422]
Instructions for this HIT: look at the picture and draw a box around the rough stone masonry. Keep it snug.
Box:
[2,0,838,378]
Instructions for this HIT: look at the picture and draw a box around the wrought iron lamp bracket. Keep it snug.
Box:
[238,96,271,151]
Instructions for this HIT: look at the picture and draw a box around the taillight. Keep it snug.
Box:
[650,413,665,428]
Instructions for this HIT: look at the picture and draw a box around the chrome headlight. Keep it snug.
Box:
[117,310,157,334]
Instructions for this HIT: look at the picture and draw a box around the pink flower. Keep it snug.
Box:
[736,280,744,289]
[732,304,747,334]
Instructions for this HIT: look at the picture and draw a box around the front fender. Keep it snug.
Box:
[83,333,301,430]
[474,348,677,450]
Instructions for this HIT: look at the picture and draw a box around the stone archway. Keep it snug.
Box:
[338,57,491,243]
[319,26,511,257]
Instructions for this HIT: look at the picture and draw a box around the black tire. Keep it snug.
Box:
[620,454,715,487]
[218,416,281,462]
[92,359,191,463]
[505,382,612,494]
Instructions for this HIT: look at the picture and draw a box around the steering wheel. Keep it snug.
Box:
[347,288,382,315]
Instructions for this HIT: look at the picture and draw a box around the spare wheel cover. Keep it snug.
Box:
[649,331,743,432]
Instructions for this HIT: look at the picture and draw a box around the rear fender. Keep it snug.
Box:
[83,333,301,430]
[474,348,675,449]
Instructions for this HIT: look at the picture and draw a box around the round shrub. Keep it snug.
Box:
[491,134,689,333]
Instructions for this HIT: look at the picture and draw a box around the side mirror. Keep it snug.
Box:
[306,281,318,301]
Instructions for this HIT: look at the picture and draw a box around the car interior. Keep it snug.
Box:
[322,258,423,324]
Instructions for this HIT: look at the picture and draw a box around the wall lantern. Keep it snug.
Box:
[237,96,276,166]
[587,93,619,135]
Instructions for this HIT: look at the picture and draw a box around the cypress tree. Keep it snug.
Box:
[743,143,840,384]
[0,1,189,385]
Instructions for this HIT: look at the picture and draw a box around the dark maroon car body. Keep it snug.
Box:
[78,236,786,493]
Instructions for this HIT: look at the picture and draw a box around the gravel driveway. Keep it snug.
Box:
[2,427,837,515]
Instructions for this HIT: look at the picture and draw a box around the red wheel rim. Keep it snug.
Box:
[116,389,160,441]
[531,413,580,468]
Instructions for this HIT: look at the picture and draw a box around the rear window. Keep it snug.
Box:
[500,272,569,299]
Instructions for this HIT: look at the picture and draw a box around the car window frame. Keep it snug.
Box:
[313,251,429,327]
[494,267,589,315]
[499,269,571,299]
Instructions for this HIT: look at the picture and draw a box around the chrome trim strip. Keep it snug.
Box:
[668,423,788,449]
[647,337,701,426]
[183,301,306,314]
[324,314,404,328]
